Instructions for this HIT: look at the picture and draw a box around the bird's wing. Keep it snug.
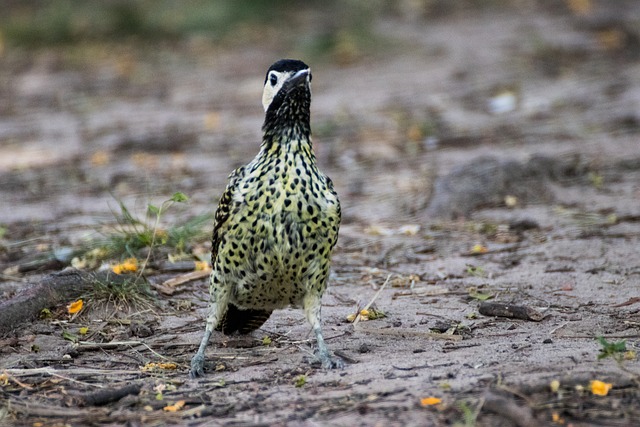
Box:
[210,165,274,335]
[325,175,341,250]
[211,166,245,265]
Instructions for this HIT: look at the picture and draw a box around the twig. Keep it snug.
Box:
[7,399,107,418]
[75,340,170,360]
[353,274,391,327]
[353,325,463,341]
[556,334,640,339]
[1,370,34,390]
[0,273,29,282]
[5,367,142,377]
[161,270,211,291]
[549,322,569,336]
[391,286,450,299]
[478,302,544,322]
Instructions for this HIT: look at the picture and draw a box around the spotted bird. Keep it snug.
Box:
[190,59,342,378]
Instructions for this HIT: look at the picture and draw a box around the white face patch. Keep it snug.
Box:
[261,68,310,112]
[262,70,288,112]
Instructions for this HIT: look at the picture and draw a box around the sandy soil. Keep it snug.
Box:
[1,3,640,426]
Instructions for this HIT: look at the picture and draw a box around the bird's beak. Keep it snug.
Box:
[288,69,310,88]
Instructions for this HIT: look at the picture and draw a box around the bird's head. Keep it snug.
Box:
[262,59,311,112]
[261,59,312,136]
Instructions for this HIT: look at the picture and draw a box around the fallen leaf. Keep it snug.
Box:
[590,380,612,396]
[550,379,560,393]
[163,400,186,412]
[551,411,565,424]
[597,29,624,51]
[90,151,110,166]
[504,195,518,208]
[420,397,442,406]
[471,244,488,254]
[398,224,420,235]
[294,375,307,388]
[141,362,178,371]
[112,258,138,274]
[204,112,221,130]
[566,0,591,16]
[67,299,83,314]
[62,331,78,343]
[561,282,574,291]
[194,261,211,271]
[468,291,493,301]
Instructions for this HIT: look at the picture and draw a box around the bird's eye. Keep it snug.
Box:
[269,74,278,86]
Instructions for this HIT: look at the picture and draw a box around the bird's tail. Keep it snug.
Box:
[216,304,272,335]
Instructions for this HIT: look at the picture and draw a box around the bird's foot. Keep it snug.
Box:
[189,354,205,378]
[311,350,344,369]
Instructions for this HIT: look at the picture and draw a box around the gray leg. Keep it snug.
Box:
[190,328,212,378]
[190,274,229,378]
[304,293,343,369]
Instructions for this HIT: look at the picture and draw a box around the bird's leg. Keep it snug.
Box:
[190,274,229,378]
[190,328,211,378]
[303,293,344,369]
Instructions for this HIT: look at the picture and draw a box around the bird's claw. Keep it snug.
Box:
[314,351,344,370]
[190,354,205,378]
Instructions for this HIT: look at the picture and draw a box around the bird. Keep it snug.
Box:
[190,59,342,378]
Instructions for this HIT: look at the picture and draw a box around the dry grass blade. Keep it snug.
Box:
[75,340,170,360]
[353,274,391,327]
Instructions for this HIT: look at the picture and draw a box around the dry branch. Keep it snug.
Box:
[0,269,133,335]
[78,382,143,406]
[482,391,537,427]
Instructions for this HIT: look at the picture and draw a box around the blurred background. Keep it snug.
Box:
[0,0,639,259]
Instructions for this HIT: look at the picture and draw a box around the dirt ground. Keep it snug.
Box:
[1,2,640,426]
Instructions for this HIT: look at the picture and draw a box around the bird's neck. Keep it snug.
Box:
[259,125,315,163]
[260,104,314,159]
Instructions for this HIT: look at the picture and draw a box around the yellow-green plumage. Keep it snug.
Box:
[190,59,341,377]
